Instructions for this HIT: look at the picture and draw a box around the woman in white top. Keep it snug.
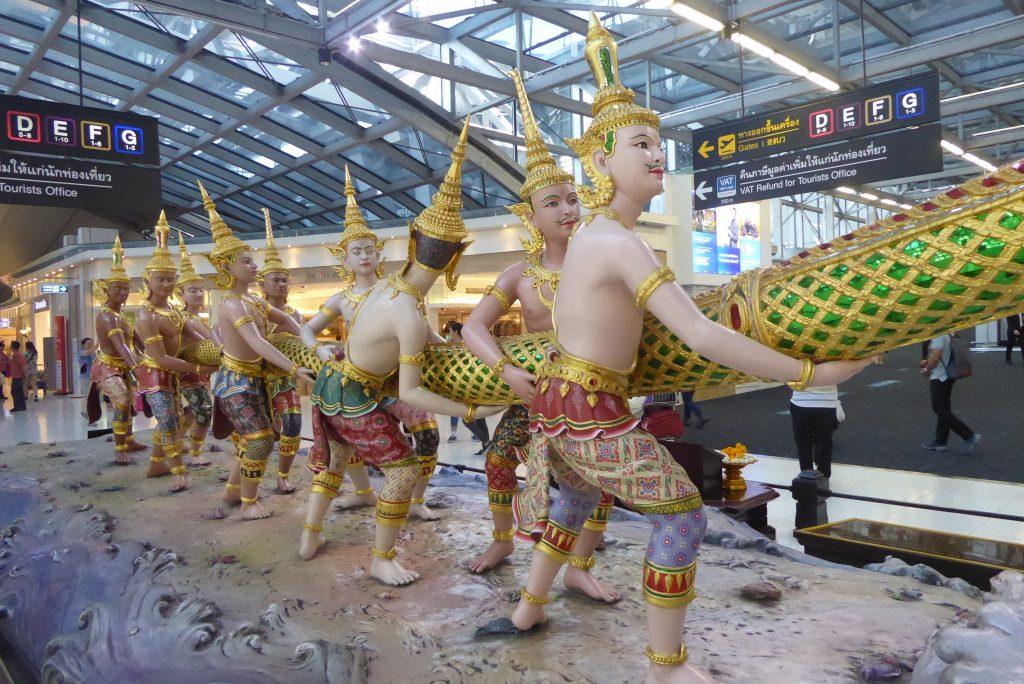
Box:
[790,384,840,477]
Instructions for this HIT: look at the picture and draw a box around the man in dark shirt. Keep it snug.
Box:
[1005,313,1023,365]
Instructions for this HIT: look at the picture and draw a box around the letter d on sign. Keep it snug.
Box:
[7,111,41,142]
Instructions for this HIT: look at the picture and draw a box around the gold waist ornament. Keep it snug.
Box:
[96,350,129,370]
[222,352,265,378]
[539,348,631,398]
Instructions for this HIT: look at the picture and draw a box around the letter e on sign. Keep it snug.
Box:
[114,125,143,155]
[81,121,111,150]
[896,87,925,119]
[7,111,41,143]
[838,104,860,131]
[45,116,76,146]
[809,109,833,138]
[865,95,892,125]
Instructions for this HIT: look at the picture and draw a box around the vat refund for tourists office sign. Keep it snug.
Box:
[693,73,940,171]
[693,124,942,210]
[0,151,161,220]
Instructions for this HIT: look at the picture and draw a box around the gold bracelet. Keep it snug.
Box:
[399,352,425,366]
[107,328,125,339]
[635,266,676,310]
[354,487,374,495]
[287,363,299,376]
[520,588,550,606]
[483,284,512,313]
[786,358,815,391]
[372,546,397,560]
[644,644,688,667]
[318,304,338,321]
[232,315,254,329]
[464,404,477,422]
[493,528,515,542]
[143,334,163,345]
[568,554,596,570]
[490,356,510,377]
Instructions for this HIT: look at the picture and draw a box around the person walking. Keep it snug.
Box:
[1005,314,1024,365]
[0,340,9,405]
[921,333,981,453]
[24,341,42,401]
[790,385,841,478]
[9,341,27,412]
[680,390,709,428]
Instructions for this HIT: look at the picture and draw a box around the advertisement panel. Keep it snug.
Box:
[692,203,762,275]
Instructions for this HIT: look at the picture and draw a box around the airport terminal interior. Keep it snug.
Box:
[0,1,1022,682]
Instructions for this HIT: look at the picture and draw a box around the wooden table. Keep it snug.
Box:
[702,481,780,539]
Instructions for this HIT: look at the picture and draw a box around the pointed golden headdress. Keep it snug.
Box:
[510,69,573,202]
[406,116,472,289]
[328,166,385,284]
[144,211,178,276]
[198,180,249,288]
[176,231,203,287]
[566,12,660,208]
[107,235,129,284]
[259,208,287,276]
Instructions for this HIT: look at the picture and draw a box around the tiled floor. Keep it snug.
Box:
[3,394,1021,550]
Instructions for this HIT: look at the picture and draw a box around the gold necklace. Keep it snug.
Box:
[521,252,560,310]
[343,286,370,305]
[386,273,427,318]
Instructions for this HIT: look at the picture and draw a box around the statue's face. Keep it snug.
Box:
[108,283,130,306]
[229,251,258,284]
[261,271,289,299]
[346,238,378,277]
[528,182,580,245]
[593,124,666,205]
[182,284,206,309]
[147,272,178,300]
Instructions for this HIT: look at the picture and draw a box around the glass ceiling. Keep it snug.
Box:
[0,0,1021,236]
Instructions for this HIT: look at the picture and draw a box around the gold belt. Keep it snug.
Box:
[223,352,265,378]
[140,354,171,371]
[327,358,392,392]
[540,348,631,397]
[97,351,129,370]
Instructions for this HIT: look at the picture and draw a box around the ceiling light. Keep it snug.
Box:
[961,153,997,172]
[376,18,389,33]
[859,192,878,200]
[899,203,913,210]
[347,36,361,52]
[731,32,774,59]
[670,2,725,32]
[940,139,964,155]
[769,52,809,77]
[941,80,1024,103]
[880,198,898,206]
[972,123,1024,137]
[836,186,856,194]
[805,71,840,91]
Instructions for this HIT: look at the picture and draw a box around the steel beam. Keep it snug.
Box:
[8,1,74,95]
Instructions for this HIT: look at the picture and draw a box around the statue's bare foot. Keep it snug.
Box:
[563,566,621,603]
[276,476,297,494]
[370,556,419,586]
[645,662,719,684]
[187,455,211,467]
[169,474,188,493]
[468,540,515,574]
[223,485,241,506]
[146,460,170,478]
[241,501,273,521]
[510,600,548,632]
[298,530,327,560]
[113,454,136,466]
[334,491,376,509]
[126,441,148,453]
[408,501,441,521]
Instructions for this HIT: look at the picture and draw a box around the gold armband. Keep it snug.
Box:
[484,285,512,313]
[465,404,477,422]
[287,363,299,377]
[635,267,676,310]
[398,353,425,366]
[786,358,815,391]
[232,315,255,329]
[106,328,125,339]
[490,356,510,377]
[143,334,163,345]
[318,304,339,321]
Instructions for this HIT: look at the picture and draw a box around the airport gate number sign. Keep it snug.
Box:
[693,124,942,210]
[693,73,940,171]
[0,94,159,166]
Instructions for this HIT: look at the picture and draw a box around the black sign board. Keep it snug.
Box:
[693,73,940,171]
[693,124,942,210]
[0,94,160,166]
[0,151,162,221]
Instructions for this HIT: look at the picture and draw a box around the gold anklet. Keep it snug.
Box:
[149,456,165,463]
[410,497,425,505]
[372,546,397,560]
[568,554,595,570]
[493,528,515,542]
[225,483,240,490]
[645,644,688,667]
[240,495,258,505]
[354,487,374,495]
[520,589,550,606]
[277,471,290,479]
[169,465,187,476]
[302,522,322,533]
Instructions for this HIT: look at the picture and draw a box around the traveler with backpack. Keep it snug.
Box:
[920,333,981,453]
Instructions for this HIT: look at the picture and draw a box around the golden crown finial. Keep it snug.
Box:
[412,116,470,244]
[327,165,385,281]
[145,210,178,276]
[510,69,574,202]
[259,208,286,276]
[176,230,203,287]
[105,234,129,283]
[198,179,249,271]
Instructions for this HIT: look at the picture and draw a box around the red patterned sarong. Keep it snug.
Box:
[134,364,177,395]
[308,404,416,473]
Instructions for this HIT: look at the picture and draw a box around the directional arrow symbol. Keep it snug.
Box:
[695,180,711,201]
[698,140,715,159]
